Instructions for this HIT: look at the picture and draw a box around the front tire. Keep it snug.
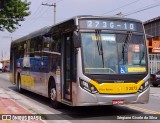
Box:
[49,81,61,109]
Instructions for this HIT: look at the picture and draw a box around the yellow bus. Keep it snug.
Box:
[10,16,150,108]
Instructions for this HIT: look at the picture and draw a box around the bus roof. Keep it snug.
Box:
[75,15,142,23]
[11,26,52,45]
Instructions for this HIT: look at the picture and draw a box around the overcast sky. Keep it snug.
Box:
[0,0,160,59]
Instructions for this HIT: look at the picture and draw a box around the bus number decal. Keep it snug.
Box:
[103,22,107,28]
[124,23,127,29]
[130,23,134,30]
[95,21,100,27]
[110,22,114,29]
[126,86,137,91]
[80,20,138,31]
[87,21,93,28]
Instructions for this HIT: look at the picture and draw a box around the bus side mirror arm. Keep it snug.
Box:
[73,31,81,48]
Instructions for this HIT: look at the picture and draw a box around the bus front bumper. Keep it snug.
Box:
[75,86,150,106]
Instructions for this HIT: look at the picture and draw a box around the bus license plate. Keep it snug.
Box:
[112,100,124,105]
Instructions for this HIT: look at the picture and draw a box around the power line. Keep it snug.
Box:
[57,0,64,3]
[18,6,50,29]
[13,0,64,29]
[123,1,160,17]
[42,0,65,24]
[13,4,45,29]
[42,1,56,24]
[102,0,141,15]
[17,0,58,28]
[43,0,52,3]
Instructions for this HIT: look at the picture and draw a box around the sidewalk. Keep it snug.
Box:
[0,88,45,123]
[0,73,70,123]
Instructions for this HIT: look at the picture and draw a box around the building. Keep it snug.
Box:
[144,16,160,53]
[144,16,160,73]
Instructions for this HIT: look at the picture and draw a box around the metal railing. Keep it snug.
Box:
[149,54,160,74]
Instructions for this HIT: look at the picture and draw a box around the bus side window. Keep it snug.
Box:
[34,36,42,51]
[41,53,49,72]
[51,38,61,53]
[51,55,60,72]
[43,36,51,51]
[38,44,42,51]
[51,56,57,72]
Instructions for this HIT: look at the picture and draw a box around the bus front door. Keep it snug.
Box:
[62,32,74,101]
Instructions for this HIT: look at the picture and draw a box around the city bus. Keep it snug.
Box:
[10,16,150,108]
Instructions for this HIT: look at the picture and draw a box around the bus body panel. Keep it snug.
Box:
[73,48,150,106]
[18,71,49,97]
[74,86,149,106]
[16,70,62,101]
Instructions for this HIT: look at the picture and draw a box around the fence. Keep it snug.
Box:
[149,54,160,74]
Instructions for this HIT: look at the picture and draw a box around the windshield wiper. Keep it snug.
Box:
[95,29,104,67]
[139,52,145,64]
[122,31,133,65]
[95,30,103,55]
[139,47,145,65]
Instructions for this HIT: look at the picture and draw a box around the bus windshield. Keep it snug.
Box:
[81,33,147,74]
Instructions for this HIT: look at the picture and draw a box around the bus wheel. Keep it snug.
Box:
[17,75,23,93]
[49,82,60,109]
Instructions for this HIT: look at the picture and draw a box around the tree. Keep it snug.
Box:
[0,0,31,32]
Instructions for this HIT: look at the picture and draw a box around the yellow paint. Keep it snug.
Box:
[0,110,3,114]
[21,75,25,85]
[92,36,101,41]
[21,75,34,87]
[90,80,144,94]
[9,73,13,82]
[128,67,146,72]
[56,70,60,76]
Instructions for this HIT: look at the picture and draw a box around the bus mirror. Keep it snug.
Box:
[73,31,81,48]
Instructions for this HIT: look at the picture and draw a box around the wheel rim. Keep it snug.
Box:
[50,88,56,101]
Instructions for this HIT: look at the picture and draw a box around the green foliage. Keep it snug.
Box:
[0,0,31,32]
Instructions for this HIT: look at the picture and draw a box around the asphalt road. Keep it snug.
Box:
[0,72,160,123]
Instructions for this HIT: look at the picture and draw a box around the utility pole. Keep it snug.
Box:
[54,0,56,25]
[42,0,56,25]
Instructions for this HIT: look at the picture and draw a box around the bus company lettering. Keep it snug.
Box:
[106,88,113,91]
[114,81,124,83]
[11,115,42,120]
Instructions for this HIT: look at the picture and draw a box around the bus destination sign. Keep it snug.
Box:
[79,20,143,32]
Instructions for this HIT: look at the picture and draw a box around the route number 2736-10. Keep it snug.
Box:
[86,20,135,31]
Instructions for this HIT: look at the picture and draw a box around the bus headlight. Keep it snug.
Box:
[79,79,98,94]
[138,80,149,93]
